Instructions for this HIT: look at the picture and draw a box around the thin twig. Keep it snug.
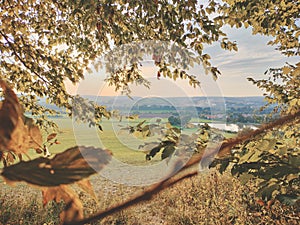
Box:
[65,171,198,225]
[0,30,49,85]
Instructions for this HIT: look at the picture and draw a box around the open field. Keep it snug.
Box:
[32,117,232,163]
[42,117,176,163]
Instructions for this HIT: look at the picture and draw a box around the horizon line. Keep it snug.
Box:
[78,95,265,98]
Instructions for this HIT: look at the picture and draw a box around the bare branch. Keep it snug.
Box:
[65,171,198,225]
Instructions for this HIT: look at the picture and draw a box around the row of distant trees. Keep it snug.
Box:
[130,105,274,124]
[168,114,192,127]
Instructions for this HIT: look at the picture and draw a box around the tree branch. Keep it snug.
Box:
[0,30,49,85]
[65,171,198,225]
[185,110,300,169]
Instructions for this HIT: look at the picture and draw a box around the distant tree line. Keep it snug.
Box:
[168,114,192,127]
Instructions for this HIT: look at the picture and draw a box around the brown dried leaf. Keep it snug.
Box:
[1,146,112,186]
[35,147,43,154]
[27,124,43,149]
[17,153,22,161]
[47,133,57,142]
[256,199,265,207]
[76,179,97,201]
[0,80,37,156]
[42,185,83,224]
[24,116,43,149]
[0,152,17,167]
[0,79,23,151]
[7,117,30,154]
[6,152,15,163]
[266,199,275,209]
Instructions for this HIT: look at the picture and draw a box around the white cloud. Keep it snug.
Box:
[200,27,299,96]
[207,27,298,75]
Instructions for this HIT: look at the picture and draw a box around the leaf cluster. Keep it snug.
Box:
[133,122,224,161]
[216,0,300,56]
[0,0,241,123]
[211,63,300,205]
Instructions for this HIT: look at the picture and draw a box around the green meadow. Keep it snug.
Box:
[43,117,162,164]
[43,117,235,162]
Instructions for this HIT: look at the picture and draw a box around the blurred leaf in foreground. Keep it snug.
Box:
[0,79,27,154]
[1,146,112,186]
[0,80,44,164]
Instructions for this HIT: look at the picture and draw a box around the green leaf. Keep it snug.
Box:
[239,173,255,185]
[218,158,230,174]
[257,183,280,200]
[161,145,175,160]
[146,146,162,160]
[277,194,300,206]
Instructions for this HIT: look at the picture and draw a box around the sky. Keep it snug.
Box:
[66,26,299,98]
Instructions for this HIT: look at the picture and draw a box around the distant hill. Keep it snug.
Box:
[37,95,269,118]
[79,95,266,109]
[36,95,271,123]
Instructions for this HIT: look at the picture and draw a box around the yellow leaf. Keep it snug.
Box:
[166,122,172,129]
[282,66,291,74]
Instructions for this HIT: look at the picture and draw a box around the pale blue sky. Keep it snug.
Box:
[205,26,299,96]
[67,26,299,97]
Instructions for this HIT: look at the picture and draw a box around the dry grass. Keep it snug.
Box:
[0,183,63,225]
[1,169,298,225]
[94,170,300,225]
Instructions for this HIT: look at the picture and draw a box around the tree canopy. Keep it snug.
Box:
[1,0,298,120]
